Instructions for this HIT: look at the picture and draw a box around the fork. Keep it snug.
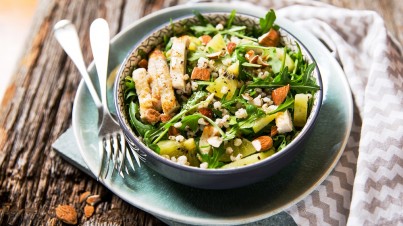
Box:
[89,18,139,178]
[54,20,139,180]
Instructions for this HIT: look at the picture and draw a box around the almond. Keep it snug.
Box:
[270,126,278,137]
[79,191,91,203]
[258,28,280,47]
[168,126,180,136]
[138,59,148,68]
[86,195,101,206]
[200,35,212,45]
[191,67,210,81]
[84,205,95,218]
[226,42,236,54]
[199,107,213,118]
[252,136,273,152]
[272,84,290,105]
[245,50,255,62]
[55,205,77,225]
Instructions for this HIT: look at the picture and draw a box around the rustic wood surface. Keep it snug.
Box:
[0,0,401,225]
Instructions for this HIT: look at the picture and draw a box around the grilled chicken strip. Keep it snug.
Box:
[148,49,179,116]
[169,36,189,91]
[132,68,160,124]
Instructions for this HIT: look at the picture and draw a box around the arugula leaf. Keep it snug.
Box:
[259,9,276,35]
[226,9,236,28]
[190,24,217,35]
[179,114,202,131]
[199,146,226,169]
[182,91,208,110]
[193,10,209,26]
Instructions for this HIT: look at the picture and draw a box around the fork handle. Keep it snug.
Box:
[90,18,111,113]
[53,20,102,109]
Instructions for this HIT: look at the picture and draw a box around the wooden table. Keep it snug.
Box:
[0,0,401,225]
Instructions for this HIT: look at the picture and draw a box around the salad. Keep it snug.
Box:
[123,10,320,169]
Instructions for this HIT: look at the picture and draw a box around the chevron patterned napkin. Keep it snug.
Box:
[242,0,403,225]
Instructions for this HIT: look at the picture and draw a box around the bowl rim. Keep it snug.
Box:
[113,11,323,174]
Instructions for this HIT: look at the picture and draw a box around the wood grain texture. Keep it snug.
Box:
[0,0,401,225]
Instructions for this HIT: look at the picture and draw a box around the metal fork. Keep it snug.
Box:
[54,20,139,180]
[89,18,139,178]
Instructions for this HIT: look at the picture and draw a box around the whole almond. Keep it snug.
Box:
[86,195,101,206]
[199,107,213,119]
[79,191,91,203]
[272,84,290,105]
[84,205,95,218]
[55,205,77,225]
[270,126,278,137]
[252,136,273,152]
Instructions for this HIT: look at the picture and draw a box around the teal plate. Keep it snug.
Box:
[72,3,353,225]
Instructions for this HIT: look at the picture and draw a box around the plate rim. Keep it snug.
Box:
[72,3,353,225]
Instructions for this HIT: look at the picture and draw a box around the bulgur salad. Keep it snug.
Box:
[123,10,320,169]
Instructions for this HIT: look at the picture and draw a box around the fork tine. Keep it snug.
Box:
[117,133,126,173]
[125,148,135,172]
[112,134,119,171]
[97,139,104,179]
[103,135,113,179]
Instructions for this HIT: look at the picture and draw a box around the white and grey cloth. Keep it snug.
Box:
[243,1,403,225]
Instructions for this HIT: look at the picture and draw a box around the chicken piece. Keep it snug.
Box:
[148,49,179,116]
[169,36,189,90]
[132,68,160,124]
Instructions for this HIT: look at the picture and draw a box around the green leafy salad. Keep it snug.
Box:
[124,10,320,169]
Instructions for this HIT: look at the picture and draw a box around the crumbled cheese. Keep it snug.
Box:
[221,86,229,94]
[234,138,242,146]
[200,162,209,169]
[218,68,226,76]
[191,81,199,91]
[230,36,241,45]
[262,104,278,114]
[213,101,222,109]
[258,71,269,79]
[215,23,224,30]
[235,108,248,119]
[183,74,189,80]
[211,72,219,78]
[175,135,185,142]
[222,58,232,66]
[253,95,263,107]
[241,93,252,101]
[230,153,243,161]
[171,156,177,162]
[207,136,223,147]
[275,110,293,134]
[226,147,234,154]
[198,118,208,125]
[177,155,189,165]
[263,97,272,103]
[174,122,182,128]
[168,136,176,141]
[252,139,262,152]
[197,57,209,68]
